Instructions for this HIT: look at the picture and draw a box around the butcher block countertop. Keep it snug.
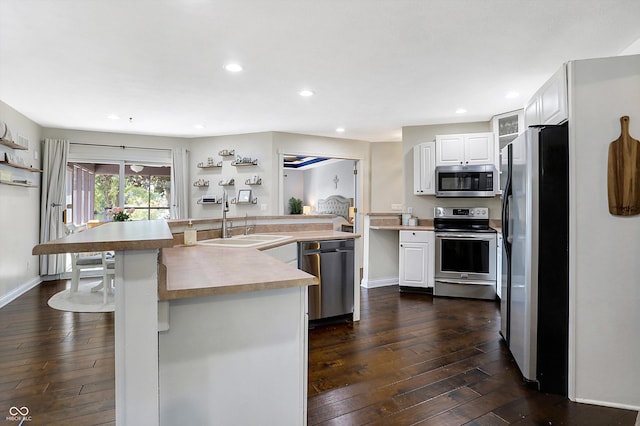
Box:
[159,230,359,300]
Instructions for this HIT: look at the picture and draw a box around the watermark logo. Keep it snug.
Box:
[6,406,32,422]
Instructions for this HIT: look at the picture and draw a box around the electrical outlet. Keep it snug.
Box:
[260,203,268,211]
[407,207,413,214]
[391,204,402,211]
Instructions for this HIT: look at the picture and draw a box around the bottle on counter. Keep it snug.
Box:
[184,220,197,246]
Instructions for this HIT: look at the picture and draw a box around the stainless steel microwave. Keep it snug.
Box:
[435,165,496,197]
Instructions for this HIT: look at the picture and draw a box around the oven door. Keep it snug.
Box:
[435,232,497,283]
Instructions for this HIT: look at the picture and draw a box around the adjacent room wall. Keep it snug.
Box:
[0,100,43,307]
[303,159,354,211]
[282,169,304,214]
[402,121,502,219]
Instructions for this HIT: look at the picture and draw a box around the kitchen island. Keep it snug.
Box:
[33,220,174,426]
[34,219,357,425]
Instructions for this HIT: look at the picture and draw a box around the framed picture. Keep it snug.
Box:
[237,189,252,203]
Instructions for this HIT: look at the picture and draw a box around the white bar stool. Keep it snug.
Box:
[102,252,115,304]
[70,253,104,293]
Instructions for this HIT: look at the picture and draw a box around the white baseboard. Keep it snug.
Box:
[360,277,398,289]
[0,277,42,309]
[574,397,640,412]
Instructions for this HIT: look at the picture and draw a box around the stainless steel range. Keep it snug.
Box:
[434,207,497,300]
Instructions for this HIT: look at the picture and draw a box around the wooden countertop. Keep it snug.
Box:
[32,220,175,255]
[159,230,359,300]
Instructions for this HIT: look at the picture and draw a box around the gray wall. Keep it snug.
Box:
[402,121,502,219]
[0,100,42,306]
[370,142,403,212]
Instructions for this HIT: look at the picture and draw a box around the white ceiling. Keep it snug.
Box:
[1,1,639,142]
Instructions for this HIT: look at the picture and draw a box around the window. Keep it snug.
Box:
[67,162,171,224]
[123,165,171,220]
[67,163,99,225]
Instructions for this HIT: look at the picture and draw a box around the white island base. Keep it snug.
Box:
[158,286,309,425]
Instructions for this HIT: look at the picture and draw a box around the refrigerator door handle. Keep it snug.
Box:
[501,145,513,251]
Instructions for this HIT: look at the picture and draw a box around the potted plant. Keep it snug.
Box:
[289,197,303,214]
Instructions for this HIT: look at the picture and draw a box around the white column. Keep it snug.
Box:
[115,249,159,425]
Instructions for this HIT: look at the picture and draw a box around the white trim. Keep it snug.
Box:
[0,278,41,308]
[574,398,640,412]
[567,60,577,402]
[360,277,398,288]
[69,143,171,164]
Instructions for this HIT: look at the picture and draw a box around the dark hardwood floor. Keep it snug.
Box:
[1,281,637,425]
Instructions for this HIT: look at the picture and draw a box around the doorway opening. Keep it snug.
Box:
[279,154,361,232]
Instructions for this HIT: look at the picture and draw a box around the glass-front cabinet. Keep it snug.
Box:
[492,109,524,150]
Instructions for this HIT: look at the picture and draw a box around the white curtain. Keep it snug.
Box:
[170,147,189,219]
[39,138,69,275]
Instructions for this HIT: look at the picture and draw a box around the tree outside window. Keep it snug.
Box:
[69,162,171,224]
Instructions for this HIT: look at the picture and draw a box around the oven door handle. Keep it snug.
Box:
[435,233,495,240]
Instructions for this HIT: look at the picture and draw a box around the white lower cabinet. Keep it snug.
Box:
[399,230,434,289]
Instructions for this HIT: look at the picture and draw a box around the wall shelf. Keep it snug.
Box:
[193,180,210,188]
[0,138,28,151]
[197,161,222,169]
[231,198,258,205]
[218,149,235,157]
[245,177,262,185]
[231,159,258,166]
[0,159,42,173]
[0,179,37,188]
[198,197,222,205]
[218,178,235,186]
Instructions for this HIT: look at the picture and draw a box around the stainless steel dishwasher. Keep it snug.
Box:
[298,239,354,324]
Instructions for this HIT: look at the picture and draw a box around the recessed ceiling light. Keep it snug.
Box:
[107,114,120,120]
[336,127,345,133]
[505,91,520,99]
[455,108,467,114]
[299,90,315,97]
[224,63,243,73]
[194,124,205,129]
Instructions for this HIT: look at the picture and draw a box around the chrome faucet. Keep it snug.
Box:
[244,213,254,235]
[222,190,230,238]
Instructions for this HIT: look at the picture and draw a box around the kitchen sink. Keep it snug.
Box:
[198,234,291,248]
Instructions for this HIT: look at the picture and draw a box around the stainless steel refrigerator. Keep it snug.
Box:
[500,123,569,395]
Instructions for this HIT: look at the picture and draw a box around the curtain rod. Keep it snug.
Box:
[69,141,173,153]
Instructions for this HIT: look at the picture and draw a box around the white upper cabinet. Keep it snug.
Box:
[436,132,495,167]
[413,142,436,195]
[525,64,568,127]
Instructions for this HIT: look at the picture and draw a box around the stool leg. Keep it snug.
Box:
[71,266,80,293]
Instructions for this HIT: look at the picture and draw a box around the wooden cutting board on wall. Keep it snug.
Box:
[608,116,640,216]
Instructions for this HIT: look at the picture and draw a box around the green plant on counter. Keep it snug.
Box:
[289,197,303,214]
